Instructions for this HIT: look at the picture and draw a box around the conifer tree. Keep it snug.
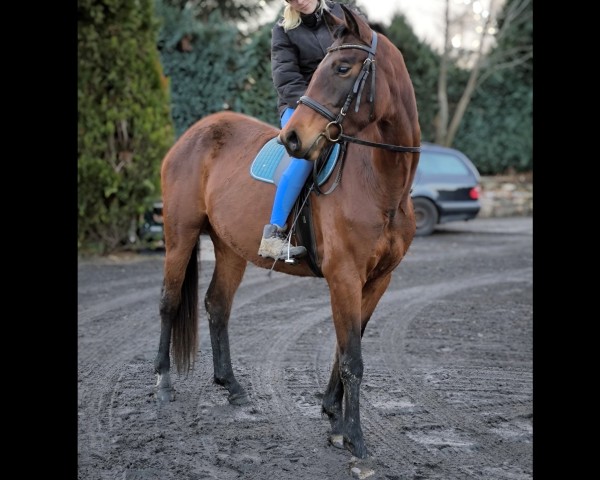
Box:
[78,0,175,254]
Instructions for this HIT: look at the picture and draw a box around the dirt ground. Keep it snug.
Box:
[77,217,533,480]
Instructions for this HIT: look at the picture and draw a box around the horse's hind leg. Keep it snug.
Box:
[205,236,249,405]
[154,227,203,403]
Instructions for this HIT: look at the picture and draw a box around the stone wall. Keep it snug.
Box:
[479,173,533,218]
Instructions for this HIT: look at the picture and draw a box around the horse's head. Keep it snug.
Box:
[279,4,419,161]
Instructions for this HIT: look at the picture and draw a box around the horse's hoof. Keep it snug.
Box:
[329,434,344,449]
[349,457,376,479]
[228,391,250,405]
[156,387,175,403]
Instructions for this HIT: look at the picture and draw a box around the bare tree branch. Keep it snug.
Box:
[434,0,532,147]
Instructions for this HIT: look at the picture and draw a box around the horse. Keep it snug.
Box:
[154,5,421,459]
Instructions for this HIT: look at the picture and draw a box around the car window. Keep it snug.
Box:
[418,152,471,176]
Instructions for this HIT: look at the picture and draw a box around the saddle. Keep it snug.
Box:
[250,137,343,276]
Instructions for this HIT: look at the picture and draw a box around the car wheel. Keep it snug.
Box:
[412,197,439,237]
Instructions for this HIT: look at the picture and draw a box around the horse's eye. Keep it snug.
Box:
[336,65,351,76]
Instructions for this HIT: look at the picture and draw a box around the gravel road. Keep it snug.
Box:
[77,216,533,480]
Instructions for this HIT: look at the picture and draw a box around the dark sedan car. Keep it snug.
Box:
[411,142,481,236]
[136,201,165,247]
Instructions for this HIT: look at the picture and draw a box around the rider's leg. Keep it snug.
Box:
[269,157,313,228]
[258,108,311,260]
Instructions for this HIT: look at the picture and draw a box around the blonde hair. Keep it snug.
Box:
[280,0,330,32]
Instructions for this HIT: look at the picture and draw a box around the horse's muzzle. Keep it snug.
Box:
[279,129,323,161]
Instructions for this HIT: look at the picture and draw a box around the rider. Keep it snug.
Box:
[257,0,366,261]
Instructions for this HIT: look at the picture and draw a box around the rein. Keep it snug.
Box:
[298,31,421,155]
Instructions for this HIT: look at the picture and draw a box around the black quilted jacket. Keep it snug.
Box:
[270,1,365,119]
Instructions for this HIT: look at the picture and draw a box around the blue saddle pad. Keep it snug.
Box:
[250,137,340,187]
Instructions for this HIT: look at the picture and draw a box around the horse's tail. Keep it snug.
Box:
[171,241,199,375]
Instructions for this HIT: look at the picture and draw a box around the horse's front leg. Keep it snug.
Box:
[205,243,250,405]
[323,273,393,458]
[339,326,366,457]
[323,339,366,457]
[322,273,367,458]
[322,348,344,447]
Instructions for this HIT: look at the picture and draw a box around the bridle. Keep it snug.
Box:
[297,31,421,155]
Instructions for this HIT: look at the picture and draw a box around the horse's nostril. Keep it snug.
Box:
[286,131,300,154]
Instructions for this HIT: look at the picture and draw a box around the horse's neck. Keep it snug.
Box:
[362,121,417,199]
[372,149,411,182]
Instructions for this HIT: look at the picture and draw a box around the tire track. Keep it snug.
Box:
[78,218,533,480]
[355,268,533,477]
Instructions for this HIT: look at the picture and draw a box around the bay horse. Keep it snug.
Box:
[154,5,420,459]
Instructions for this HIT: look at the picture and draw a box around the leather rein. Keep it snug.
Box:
[298,31,421,156]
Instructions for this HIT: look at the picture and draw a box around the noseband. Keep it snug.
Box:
[297,31,421,154]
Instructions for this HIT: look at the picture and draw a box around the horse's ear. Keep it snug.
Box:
[339,4,372,43]
[324,7,344,32]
